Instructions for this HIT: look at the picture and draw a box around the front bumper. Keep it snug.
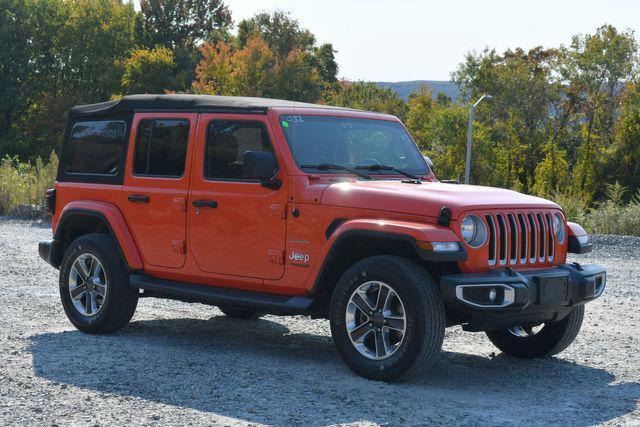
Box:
[39,239,62,269]
[440,263,606,331]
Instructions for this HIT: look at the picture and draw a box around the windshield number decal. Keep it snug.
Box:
[283,115,304,124]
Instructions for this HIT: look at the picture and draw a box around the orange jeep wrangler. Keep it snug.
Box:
[39,95,605,381]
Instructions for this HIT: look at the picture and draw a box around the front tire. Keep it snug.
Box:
[330,255,445,382]
[59,233,138,334]
[485,305,585,358]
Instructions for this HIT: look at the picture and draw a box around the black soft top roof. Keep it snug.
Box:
[70,94,354,117]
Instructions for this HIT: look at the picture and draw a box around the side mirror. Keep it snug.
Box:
[424,155,434,169]
[242,151,281,189]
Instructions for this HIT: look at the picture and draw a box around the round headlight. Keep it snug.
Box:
[461,215,487,248]
[553,213,566,243]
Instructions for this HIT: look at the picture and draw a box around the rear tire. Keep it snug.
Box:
[218,304,261,319]
[485,305,585,358]
[330,255,445,382]
[59,233,138,334]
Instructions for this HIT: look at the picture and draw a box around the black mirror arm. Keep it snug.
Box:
[260,178,282,190]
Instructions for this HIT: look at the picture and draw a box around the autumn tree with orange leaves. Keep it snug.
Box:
[193,12,335,102]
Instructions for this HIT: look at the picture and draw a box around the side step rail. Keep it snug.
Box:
[130,274,314,315]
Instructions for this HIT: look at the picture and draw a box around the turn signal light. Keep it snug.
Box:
[417,241,461,252]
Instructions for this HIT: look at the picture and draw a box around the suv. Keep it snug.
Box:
[39,95,606,381]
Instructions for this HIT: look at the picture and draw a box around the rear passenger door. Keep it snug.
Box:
[122,113,197,269]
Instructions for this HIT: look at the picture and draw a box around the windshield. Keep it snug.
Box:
[279,115,429,176]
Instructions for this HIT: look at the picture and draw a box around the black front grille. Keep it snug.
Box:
[486,210,555,266]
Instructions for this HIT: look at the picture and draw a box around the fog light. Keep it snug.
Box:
[455,284,516,308]
[594,273,606,297]
[488,287,497,302]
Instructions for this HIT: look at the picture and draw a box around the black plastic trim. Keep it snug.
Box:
[134,108,268,115]
[52,208,134,271]
[130,274,314,315]
[38,239,63,268]
[324,218,346,240]
[311,229,466,296]
[568,235,593,254]
[440,263,606,331]
[437,206,451,227]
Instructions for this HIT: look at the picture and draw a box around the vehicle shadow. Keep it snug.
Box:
[28,315,639,425]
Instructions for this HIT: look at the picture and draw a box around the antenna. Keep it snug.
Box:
[291,75,300,217]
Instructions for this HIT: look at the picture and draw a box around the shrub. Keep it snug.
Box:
[550,190,588,225]
[0,152,58,217]
[584,183,640,236]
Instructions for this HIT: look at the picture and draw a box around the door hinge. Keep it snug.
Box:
[172,239,186,254]
[270,203,286,219]
[268,249,284,265]
[172,197,187,212]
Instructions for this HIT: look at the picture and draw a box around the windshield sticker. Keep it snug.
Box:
[281,120,289,128]
[282,115,304,124]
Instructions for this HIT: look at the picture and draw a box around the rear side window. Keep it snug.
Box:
[133,119,190,177]
[64,120,126,175]
[205,120,276,180]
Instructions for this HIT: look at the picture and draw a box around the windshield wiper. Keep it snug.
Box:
[355,164,422,181]
[301,163,372,180]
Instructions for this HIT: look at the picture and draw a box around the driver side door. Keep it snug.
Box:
[188,114,288,281]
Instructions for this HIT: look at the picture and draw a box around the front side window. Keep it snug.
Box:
[205,120,276,180]
[279,115,429,176]
[133,119,190,177]
[64,120,126,175]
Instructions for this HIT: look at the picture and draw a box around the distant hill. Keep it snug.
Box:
[376,80,460,102]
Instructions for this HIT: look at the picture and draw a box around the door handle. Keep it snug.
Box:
[127,194,150,204]
[192,199,218,208]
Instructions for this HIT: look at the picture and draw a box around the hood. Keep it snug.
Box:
[320,180,560,219]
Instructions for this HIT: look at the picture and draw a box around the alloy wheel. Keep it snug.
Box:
[508,324,544,338]
[68,253,108,317]
[345,281,407,360]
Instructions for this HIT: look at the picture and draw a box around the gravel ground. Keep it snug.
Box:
[0,218,638,426]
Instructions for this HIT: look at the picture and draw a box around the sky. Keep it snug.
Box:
[138,0,640,82]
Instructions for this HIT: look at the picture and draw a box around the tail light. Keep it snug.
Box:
[44,189,56,215]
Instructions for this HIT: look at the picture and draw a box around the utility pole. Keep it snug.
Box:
[465,94,493,185]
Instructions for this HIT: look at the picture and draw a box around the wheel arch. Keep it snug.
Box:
[51,201,143,270]
[310,219,465,308]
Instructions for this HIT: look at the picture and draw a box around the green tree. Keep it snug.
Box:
[453,47,558,191]
[237,11,315,60]
[562,25,638,198]
[324,81,407,119]
[608,82,640,195]
[122,47,179,94]
[237,11,338,86]
[405,86,435,148]
[137,0,231,49]
[136,0,232,92]
[0,0,137,159]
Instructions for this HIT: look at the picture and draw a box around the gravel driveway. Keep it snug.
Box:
[0,218,638,426]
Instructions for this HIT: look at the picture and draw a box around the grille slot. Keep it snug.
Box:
[483,210,557,267]
[497,214,507,265]
[527,213,537,263]
[506,214,517,263]
[537,213,546,261]
[486,215,497,265]
[546,213,555,261]
[518,213,527,263]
